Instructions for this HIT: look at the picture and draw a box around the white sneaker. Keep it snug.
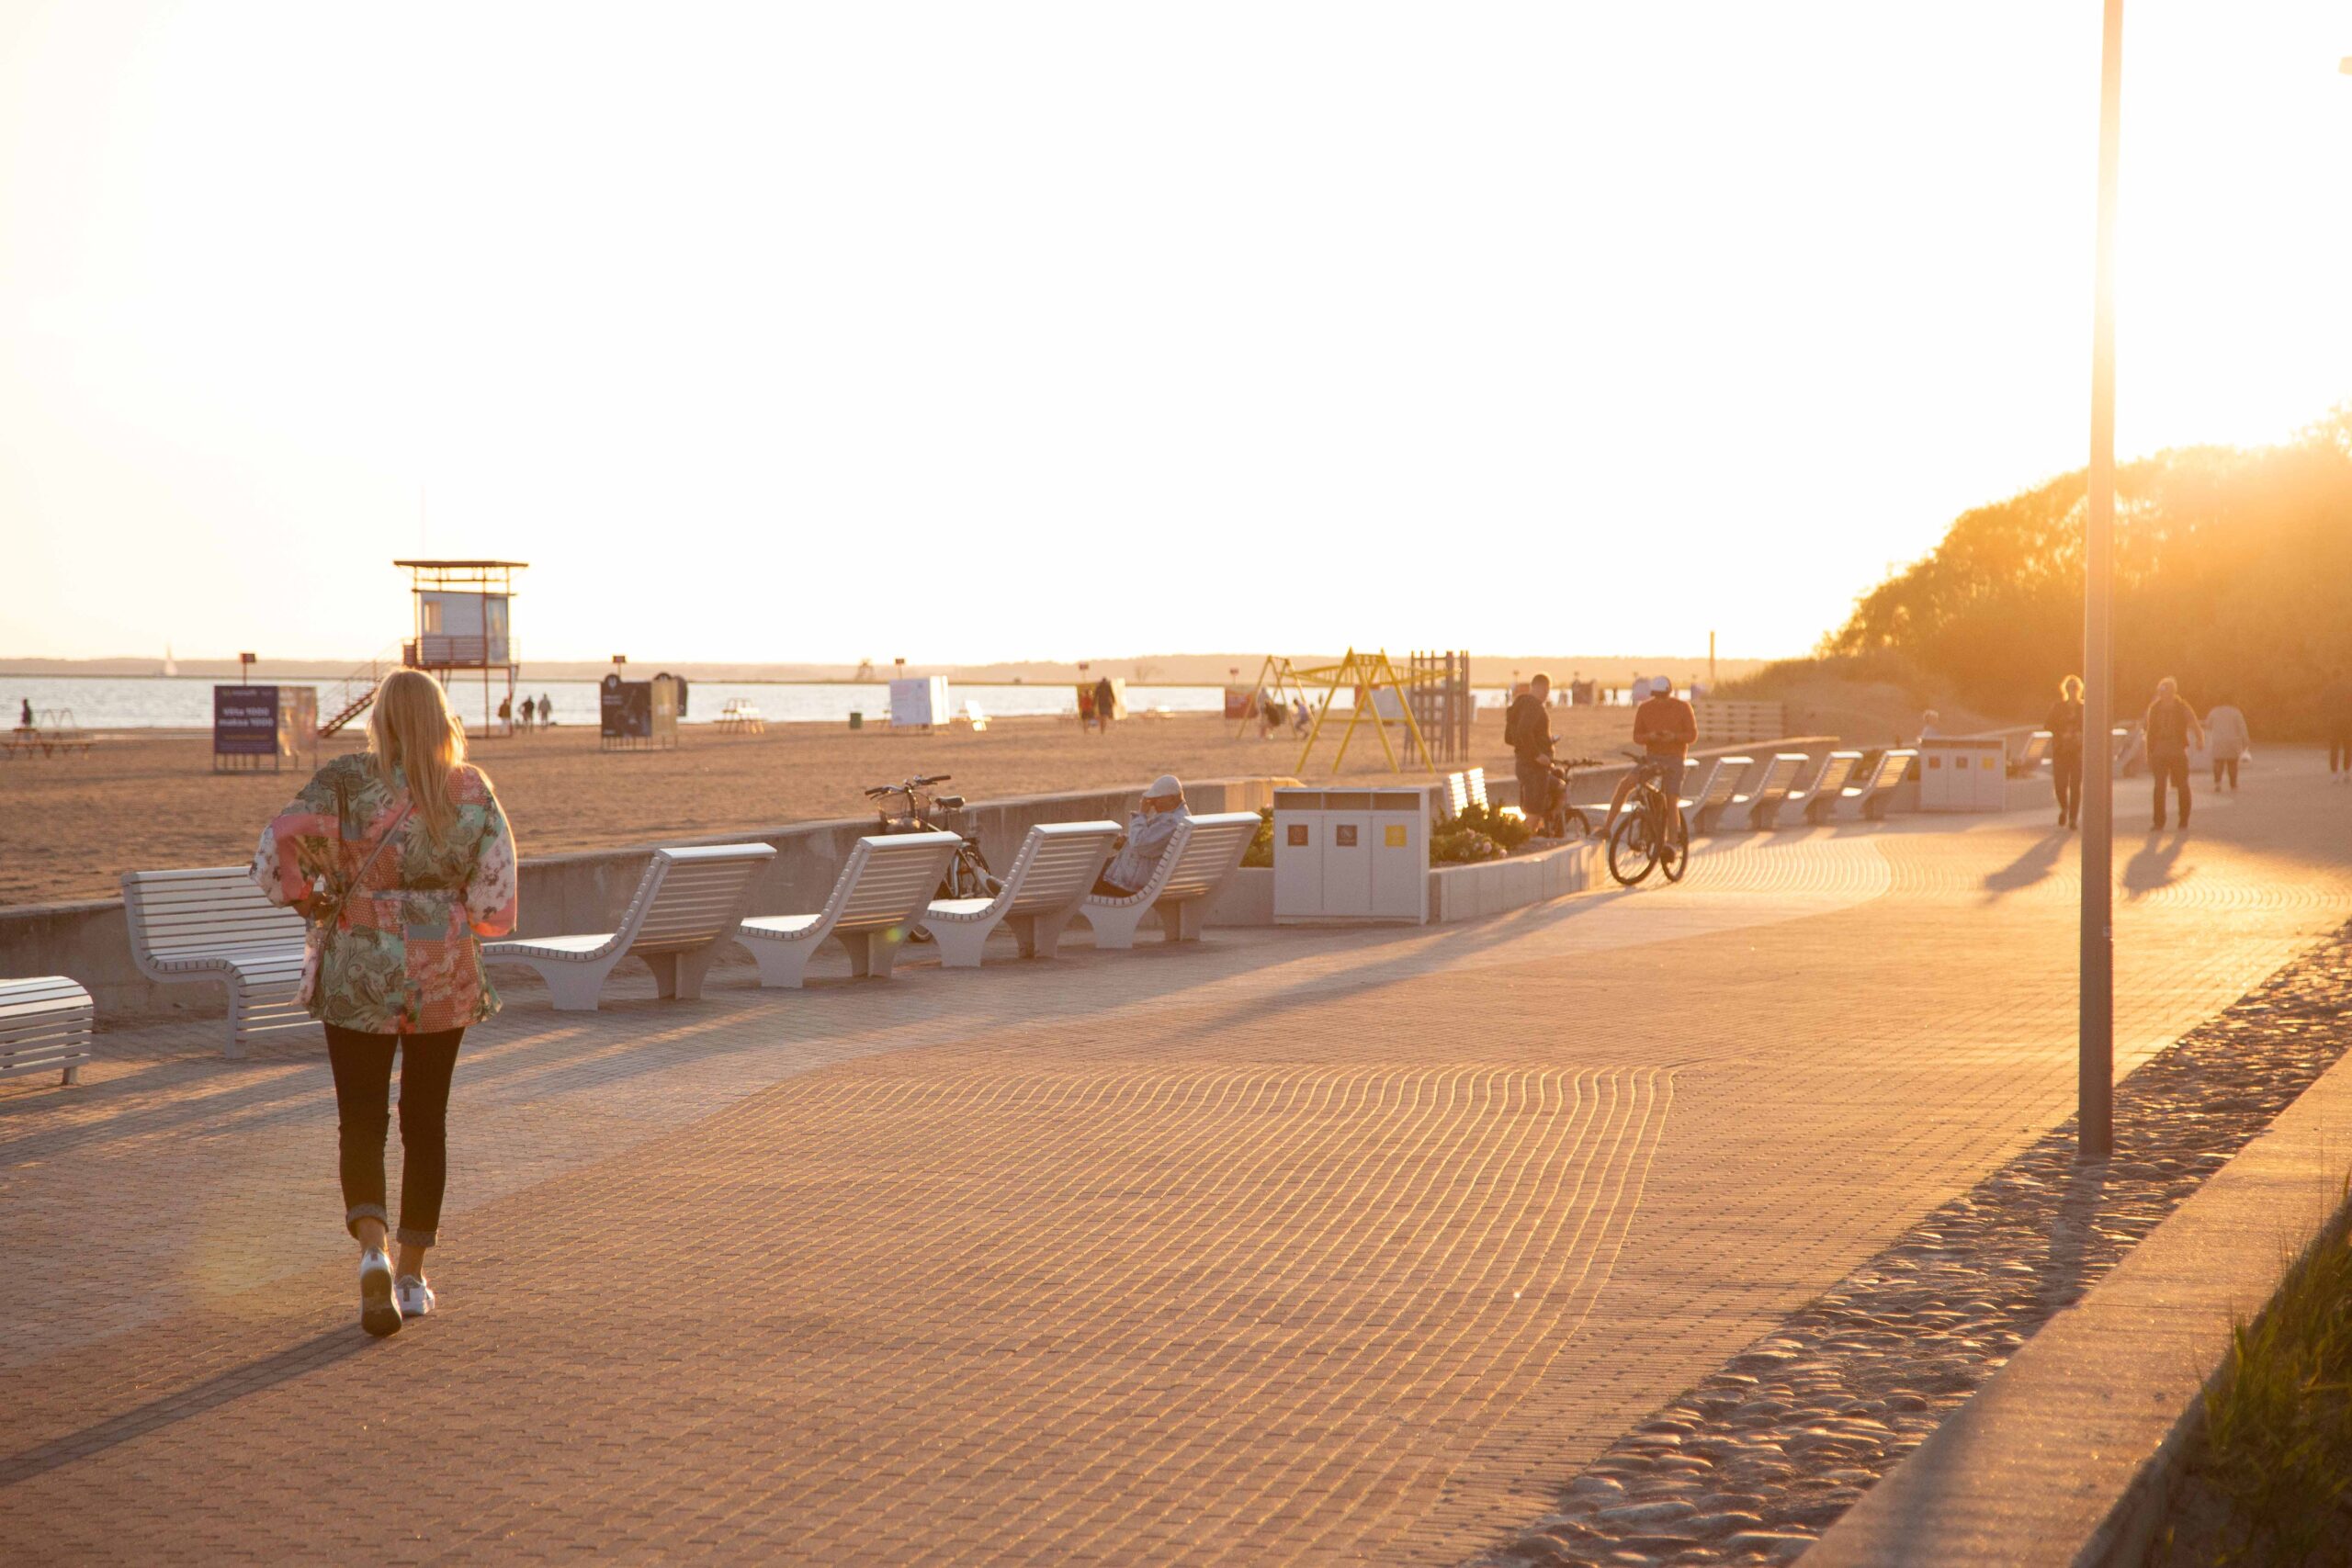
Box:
[395,1275,435,1320]
[359,1249,401,1337]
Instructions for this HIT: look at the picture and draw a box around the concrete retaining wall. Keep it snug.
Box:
[0,775,1290,1025]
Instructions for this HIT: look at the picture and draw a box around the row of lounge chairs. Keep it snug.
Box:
[110,812,1262,1056]
[1448,749,1917,840]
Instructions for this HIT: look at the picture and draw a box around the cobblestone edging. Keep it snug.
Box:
[1473,922,2352,1568]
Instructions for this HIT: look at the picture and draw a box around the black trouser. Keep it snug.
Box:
[2149,754,2191,829]
[324,1024,464,1250]
[2053,748,2083,824]
[2211,755,2238,789]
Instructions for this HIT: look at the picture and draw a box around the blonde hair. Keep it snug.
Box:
[366,670,469,843]
[2062,675,2083,699]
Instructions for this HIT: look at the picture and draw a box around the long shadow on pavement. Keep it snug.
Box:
[0,1326,368,1489]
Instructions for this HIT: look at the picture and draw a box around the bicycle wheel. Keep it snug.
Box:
[1607,805,1657,886]
[1560,807,1591,840]
[1657,803,1690,883]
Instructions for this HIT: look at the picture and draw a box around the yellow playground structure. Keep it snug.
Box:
[1237,649,1473,775]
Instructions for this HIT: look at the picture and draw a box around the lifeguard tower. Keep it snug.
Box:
[400,559,526,738]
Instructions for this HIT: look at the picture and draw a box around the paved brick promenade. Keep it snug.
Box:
[4,759,2346,1563]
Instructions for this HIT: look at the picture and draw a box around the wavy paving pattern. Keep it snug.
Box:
[730,1061,1676,1564]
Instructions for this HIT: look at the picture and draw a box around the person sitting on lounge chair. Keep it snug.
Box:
[1094,775,1191,897]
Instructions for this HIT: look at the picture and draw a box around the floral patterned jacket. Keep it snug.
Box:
[251,754,519,1034]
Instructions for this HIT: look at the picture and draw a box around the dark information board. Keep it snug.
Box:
[213,685,280,756]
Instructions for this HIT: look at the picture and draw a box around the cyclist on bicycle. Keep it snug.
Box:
[1608,680,1700,825]
[1504,673,1561,820]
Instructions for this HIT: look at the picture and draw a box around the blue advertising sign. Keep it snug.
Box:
[212,685,280,756]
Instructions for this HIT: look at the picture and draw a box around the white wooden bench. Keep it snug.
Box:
[734,831,962,987]
[1793,751,1865,825]
[122,867,310,1057]
[1734,753,1810,830]
[484,842,776,1010]
[918,820,1123,967]
[1841,748,1918,821]
[1683,755,1751,834]
[0,976,94,1086]
[1074,811,1261,949]
[1464,767,1488,811]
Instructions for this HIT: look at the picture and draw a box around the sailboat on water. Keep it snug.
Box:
[163,643,177,677]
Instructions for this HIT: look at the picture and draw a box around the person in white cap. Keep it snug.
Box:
[1095,775,1191,896]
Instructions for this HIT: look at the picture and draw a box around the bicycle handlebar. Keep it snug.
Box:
[865,773,954,799]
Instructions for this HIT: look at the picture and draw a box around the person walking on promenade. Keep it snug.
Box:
[2143,676,2205,832]
[1093,675,1116,736]
[2046,675,2086,829]
[2324,670,2352,784]
[2204,698,2250,791]
[251,669,518,1337]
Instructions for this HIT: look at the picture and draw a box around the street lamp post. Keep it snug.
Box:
[2079,0,2125,1162]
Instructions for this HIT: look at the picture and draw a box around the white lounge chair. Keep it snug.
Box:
[122,867,310,1057]
[1464,767,1488,810]
[1793,751,1865,825]
[484,842,777,1010]
[1,976,94,1086]
[1841,748,1918,820]
[734,831,962,987]
[1074,811,1261,948]
[2010,730,2052,776]
[1683,756,1750,834]
[1734,753,1810,830]
[917,820,1123,967]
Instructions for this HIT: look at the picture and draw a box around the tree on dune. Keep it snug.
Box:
[1815,408,2352,734]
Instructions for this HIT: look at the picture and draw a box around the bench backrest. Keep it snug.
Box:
[1748,753,1806,804]
[625,843,778,954]
[1802,751,1862,800]
[1852,748,1917,795]
[122,868,306,960]
[1153,811,1263,902]
[1696,757,1748,810]
[1673,758,1724,810]
[0,976,93,1077]
[1464,768,1488,809]
[1001,821,1122,916]
[2018,731,2052,769]
[1443,773,1469,820]
[832,832,964,931]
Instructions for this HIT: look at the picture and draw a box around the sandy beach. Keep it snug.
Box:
[0,707,1663,908]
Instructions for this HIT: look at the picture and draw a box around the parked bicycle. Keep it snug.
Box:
[1527,753,1599,840]
[865,774,1000,901]
[1605,749,1689,887]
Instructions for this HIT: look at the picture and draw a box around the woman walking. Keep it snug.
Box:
[2203,698,2249,791]
[2046,674,2086,829]
[252,671,517,1337]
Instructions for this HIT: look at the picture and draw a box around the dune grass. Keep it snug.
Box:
[2188,1182,2352,1563]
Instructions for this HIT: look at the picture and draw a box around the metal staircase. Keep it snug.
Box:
[317,645,404,737]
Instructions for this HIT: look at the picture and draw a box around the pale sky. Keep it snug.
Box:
[3,3,2347,667]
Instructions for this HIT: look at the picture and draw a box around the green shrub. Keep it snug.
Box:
[1430,827,1507,864]
[1240,807,1274,869]
[1453,801,1532,853]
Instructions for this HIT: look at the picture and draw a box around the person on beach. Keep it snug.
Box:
[2203,698,2249,791]
[2143,676,2205,832]
[17,697,29,729]
[2046,675,2086,829]
[1292,696,1311,737]
[251,669,517,1337]
[1094,775,1190,897]
[1093,675,1116,736]
[538,693,554,728]
[1504,673,1558,821]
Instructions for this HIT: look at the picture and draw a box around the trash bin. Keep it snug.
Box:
[848,711,864,731]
